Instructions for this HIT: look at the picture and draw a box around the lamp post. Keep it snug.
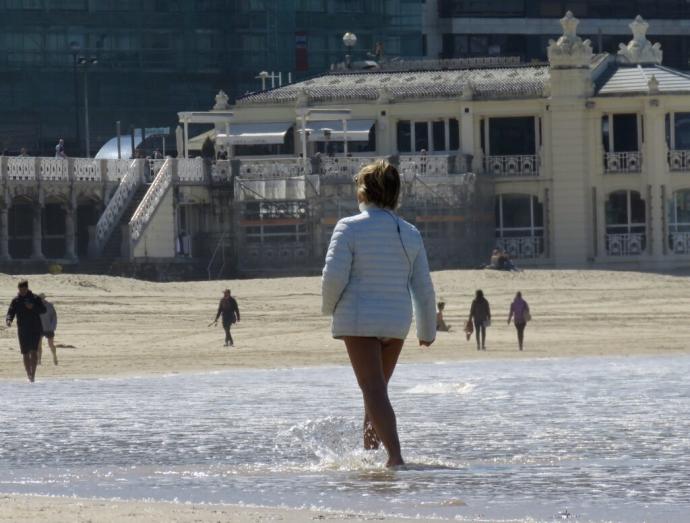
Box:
[69,42,81,155]
[78,56,98,158]
[343,32,357,68]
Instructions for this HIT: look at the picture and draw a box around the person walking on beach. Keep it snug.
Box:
[5,280,46,382]
[322,160,437,468]
[508,291,530,351]
[469,290,491,351]
[213,289,240,347]
[37,293,58,365]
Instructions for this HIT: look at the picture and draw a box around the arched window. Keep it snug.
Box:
[494,194,544,258]
[668,190,690,253]
[605,190,646,256]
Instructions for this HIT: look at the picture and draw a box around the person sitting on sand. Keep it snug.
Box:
[322,160,437,468]
[37,293,58,366]
[436,301,451,332]
[489,248,500,269]
[5,280,46,382]
[213,289,240,347]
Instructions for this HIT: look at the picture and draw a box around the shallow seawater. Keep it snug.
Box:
[1,356,689,522]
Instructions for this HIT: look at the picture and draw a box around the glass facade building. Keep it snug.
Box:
[428,1,690,70]
[0,0,423,156]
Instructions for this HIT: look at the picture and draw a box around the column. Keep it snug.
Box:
[64,206,77,260]
[0,206,10,261]
[31,204,44,260]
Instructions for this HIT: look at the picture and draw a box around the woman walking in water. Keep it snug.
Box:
[321,160,437,468]
[508,291,530,351]
[469,290,491,351]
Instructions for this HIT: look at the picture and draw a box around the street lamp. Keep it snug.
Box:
[343,32,357,68]
[69,41,81,155]
[78,56,98,158]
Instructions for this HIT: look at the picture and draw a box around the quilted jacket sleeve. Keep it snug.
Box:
[321,221,354,316]
[410,243,437,342]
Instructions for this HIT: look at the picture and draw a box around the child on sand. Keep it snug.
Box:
[436,302,451,332]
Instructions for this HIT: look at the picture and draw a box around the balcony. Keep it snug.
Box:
[668,150,690,172]
[604,152,642,174]
[670,232,690,254]
[484,155,539,177]
[606,233,645,256]
[496,236,543,259]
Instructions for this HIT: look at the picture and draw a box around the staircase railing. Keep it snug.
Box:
[207,233,229,280]
[129,158,174,248]
[94,159,143,256]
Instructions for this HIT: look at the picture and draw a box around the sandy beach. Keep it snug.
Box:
[2,269,690,522]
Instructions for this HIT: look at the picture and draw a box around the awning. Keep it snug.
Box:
[216,122,294,146]
[306,119,375,142]
[188,129,217,151]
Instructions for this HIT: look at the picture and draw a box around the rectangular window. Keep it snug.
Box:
[432,121,445,152]
[612,113,639,152]
[397,121,411,153]
[415,121,429,152]
[449,118,460,151]
[489,117,536,155]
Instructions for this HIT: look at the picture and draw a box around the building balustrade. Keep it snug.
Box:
[668,150,690,172]
[606,233,645,256]
[669,232,690,254]
[496,236,543,259]
[604,151,642,173]
[0,157,132,184]
[238,158,308,179]
[484,154,539,177]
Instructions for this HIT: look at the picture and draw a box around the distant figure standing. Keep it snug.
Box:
[153,148,163,159]
[5,280,46,382]
[19,147,29,157]
[508,291,530,351]
[38,293,58,365]
[214,289,240,347]
[469,289,491,351]
[55,138,66,159]
[436,301,451,332]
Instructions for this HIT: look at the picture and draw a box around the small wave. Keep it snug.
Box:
[404,382,475,395]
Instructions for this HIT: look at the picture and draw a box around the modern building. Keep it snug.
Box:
[5,12,690,278]
[0,1,423,158]
[424,0,690,70]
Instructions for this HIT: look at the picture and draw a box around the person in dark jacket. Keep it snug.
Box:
[5,280,46,382]
[213,289,240,347]
[469,289,491,351]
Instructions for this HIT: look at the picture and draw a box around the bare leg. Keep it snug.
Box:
[23,351,38,382]
[37,338,42,365]
[49,337,58,365]
[363,338,403,450]
[345,336,404,468]
[22,353,33,382]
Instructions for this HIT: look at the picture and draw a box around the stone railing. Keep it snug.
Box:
[320,156,380,177]
[73,158,102,182]
[94,160,143,255]
[668,150,690,172]
[39,158,70,182]
[130,158,173,245]
[6,157,37,180]
[669,231,690,254]
[177,157,205,183]
[239,158,308,179]
[400,155,454,177]
[606,233,645,256]
[496,236,544,259]
[211,160,232,183]
[106,159,132,182]
[604,152,642,174]
[484,155,539,177]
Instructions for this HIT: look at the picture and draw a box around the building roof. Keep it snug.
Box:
[237,64,550,106]
[596,64,690,96]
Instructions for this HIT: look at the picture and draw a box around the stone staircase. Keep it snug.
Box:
[100,183,151,258]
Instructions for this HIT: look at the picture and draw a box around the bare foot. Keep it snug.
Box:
[386,457,405,469]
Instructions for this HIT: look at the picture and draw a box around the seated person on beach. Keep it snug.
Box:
[436,302,451,332]
[489,249,500,269]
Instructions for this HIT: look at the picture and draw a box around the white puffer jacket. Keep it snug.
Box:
[321,203,437,342]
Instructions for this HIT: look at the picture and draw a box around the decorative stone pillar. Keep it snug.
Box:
[64,206,77,261]
[0,206,10,261]
[31,204,44,260]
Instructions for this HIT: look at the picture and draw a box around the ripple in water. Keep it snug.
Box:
[0,356,689,522]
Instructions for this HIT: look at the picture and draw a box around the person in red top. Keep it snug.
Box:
[508,291,530,351]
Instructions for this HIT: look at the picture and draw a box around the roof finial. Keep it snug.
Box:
[547,11,592,68]
[648,74,660,94]
[617,15,663,65]
[213,90,229,110]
